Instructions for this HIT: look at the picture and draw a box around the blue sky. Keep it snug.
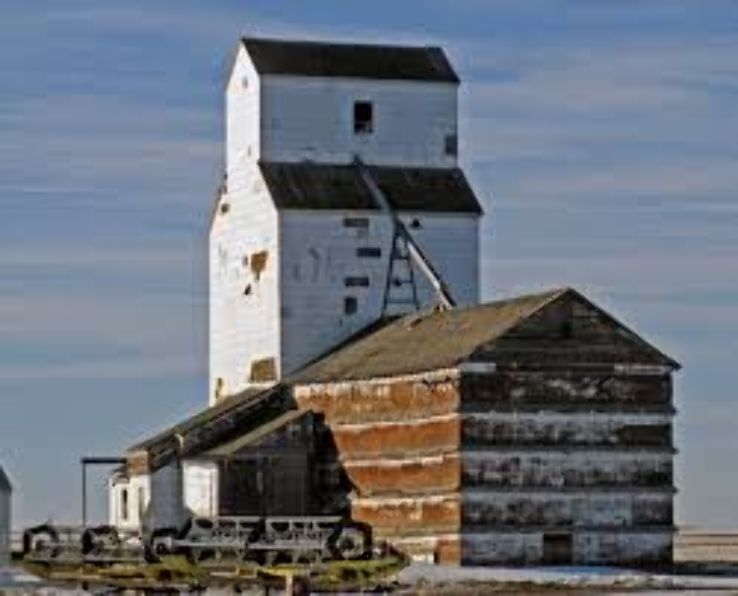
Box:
[1,0,737,528]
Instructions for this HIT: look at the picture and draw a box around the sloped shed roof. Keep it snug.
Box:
[242,38,459,83]
[259,162,483,213]
[128,385,291,471]
[292,288,680,383]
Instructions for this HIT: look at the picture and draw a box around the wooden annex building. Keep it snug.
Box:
[115,288,679,565]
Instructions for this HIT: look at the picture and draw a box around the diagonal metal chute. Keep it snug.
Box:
[353,156,456,311]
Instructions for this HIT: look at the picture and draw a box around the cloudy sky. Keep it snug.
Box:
[1,1,736,528]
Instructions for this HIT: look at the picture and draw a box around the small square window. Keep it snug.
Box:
[345,276,370,288]
[343,217,369,229]
[357,247,382,258]
[344,296,358,315]
[444,134,458,156]
[354,101,374,134]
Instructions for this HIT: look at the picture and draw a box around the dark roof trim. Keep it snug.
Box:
[128,385,290,471]
[259,162,483,214]
[204,409,308,457]
[0,465,11,491]
[564,288,681,370]
[241,37,460,83]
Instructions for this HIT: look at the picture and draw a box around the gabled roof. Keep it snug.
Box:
[128,288,679,470]
[242,38,459,83]
[0,465,11,492]
[259,162,483,214]
[293,288,680,383]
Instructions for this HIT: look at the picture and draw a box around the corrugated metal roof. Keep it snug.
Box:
[242,38,459,83]
[260,162,483,214]
[0,465,11,492]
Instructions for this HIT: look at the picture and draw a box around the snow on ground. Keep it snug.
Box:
[398,563,738,590]
[0,566,42,588]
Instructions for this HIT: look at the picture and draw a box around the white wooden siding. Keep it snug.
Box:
[209,162,281,401]
[226,47,261,178]
[0,482,9,567]
[183,461,218,517]
[260,76,458,167]
[279,211,479,375]
[108,473,149,532]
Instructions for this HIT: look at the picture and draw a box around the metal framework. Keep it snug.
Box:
[80,456,127,527]
[354,157,457,314]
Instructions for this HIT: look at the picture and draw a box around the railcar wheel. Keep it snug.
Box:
[23,524,61,560]
[144,527,178,563]
[328,522,372,560]
[81,525,120,556]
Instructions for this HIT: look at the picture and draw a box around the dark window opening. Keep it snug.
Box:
[542,533,573,565]
[344,296,358,315]
[561,320,573,338]
[445,134,458,156]
[409,218,422,230]
[345,276,370,288]
[357,247,382,258]
[243,284,252,296]
[121,488,129,521]
[219,202,230,215]
[354,101,374,134]
[343,217,369,229]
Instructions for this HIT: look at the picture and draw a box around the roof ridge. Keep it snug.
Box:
[240,37,460,83]
[242,36,441,51]
[452,287,571,364]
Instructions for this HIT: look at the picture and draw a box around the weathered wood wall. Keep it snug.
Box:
[458,371,674,562]
[295,372,464,563]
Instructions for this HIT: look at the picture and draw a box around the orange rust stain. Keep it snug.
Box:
[126,452,149,475]
[352,495,461,533]
[295,379,460,424]
[344,455,461,496]
[249,357,277,382]
[333,416,459,458]
[250,250,268,281]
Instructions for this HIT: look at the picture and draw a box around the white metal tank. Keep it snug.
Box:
[0,466,11,568]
